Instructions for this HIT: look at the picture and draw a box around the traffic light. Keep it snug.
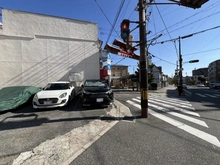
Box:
[189,60,199,63]
[120,19,130,42]
[180,0,209,9]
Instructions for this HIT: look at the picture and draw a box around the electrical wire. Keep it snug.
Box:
[94,0,121,44]
[150,2,220,37]
[149,1,220,39]
[149,53,176,65]
[153,0,179,59]
[105,0,126,45]
[183,47,220,56]
[154,25,220,44]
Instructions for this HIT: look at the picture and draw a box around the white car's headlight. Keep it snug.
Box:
[60,93,67,98]
[33,94,38,100]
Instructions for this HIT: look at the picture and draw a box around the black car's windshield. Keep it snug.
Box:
[44,83,69,90]
[84,81,107,87]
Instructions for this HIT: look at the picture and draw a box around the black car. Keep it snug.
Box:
[81,79,114,106]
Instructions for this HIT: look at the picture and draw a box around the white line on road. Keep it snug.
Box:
[214,94,220,97]
[184,89,192,95]
[148,96,191,106]
[205,94,218,98]
[132,98,207,127]
[195,93,207,97]
[147,97,195,110]
[149,103,208,128]
[133,98,199,117]
[126,100,220,148]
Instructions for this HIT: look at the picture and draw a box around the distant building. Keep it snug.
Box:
[208,59,220,83]
[152,66,160,86]
[103,65,129,87]
[183,76,192,85]
[192,67,208,84]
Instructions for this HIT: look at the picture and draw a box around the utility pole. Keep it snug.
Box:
[139,0,148,118]
[176,60,179,86]
[178,36,183,95]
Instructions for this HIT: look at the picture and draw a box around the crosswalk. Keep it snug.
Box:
[195,93,220,98]
[125,95,220,147]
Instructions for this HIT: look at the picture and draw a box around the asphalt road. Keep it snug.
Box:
[0,96,112,165]
[184,86,220,146]
[70,86,220,165]
[2,86,220,165]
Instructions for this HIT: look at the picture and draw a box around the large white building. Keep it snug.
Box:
[0,9,100,88]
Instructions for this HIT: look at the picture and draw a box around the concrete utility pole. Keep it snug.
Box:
[138,0,148,118]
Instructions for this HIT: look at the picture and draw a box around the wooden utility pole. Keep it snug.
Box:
[139,0,148,118]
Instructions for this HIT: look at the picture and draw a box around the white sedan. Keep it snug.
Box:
[33,81,75,109]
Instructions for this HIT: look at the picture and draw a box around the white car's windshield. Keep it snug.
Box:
[44,83,69,90]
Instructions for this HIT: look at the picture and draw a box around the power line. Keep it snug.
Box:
[154,0,179,59]
[105,0,126,45]
[183,47,220,56]
[94,0,121,45]
[150,53,176,65]
[149,1,220,39]
[154,25,220,44]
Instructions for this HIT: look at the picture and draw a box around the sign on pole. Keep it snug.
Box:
[107,53,111,76]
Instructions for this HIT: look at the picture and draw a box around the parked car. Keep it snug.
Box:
[0,86,41,112]
[81,79,114,107]
[197,84,205,87]
[33,81,75,109]
[209,83,220,89]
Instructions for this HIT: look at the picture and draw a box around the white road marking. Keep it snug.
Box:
[148,96,191,106]
[213,94,220,97]
[147,97,195,110]
[149,103,208,128]
[133,98,199,117]
[132,98,206,127]
[195,93,207,97]
[205,94,218,98]
[184,89,192,95]
[126,100,220,148]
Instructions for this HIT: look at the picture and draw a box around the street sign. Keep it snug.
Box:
[107,70,111,76]
[107,59,111,65]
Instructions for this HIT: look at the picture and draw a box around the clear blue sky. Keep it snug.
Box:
[0,0,219,77]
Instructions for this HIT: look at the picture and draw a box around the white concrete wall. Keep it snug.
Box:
[0,9,100,88]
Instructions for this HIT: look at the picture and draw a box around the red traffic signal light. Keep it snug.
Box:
[120,19,130,42]
[180,0,209,9]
